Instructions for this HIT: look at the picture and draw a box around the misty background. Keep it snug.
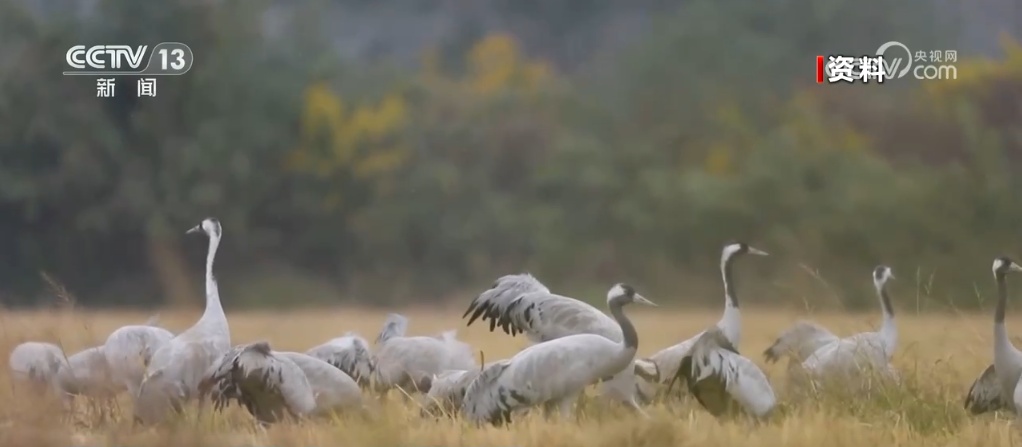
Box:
[0,0,1020,312]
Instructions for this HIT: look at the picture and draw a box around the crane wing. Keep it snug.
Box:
[422,368,482,417]
[801,332,890,377]
[276,351,361,414]
[373,336,456,392]
[134,367,187,424]
[463,273,617,342]
[464,274,551,325]
[135,338,226,424]
[463,274,551,337]
[642,332,701,385]
[633,358,659,382]
[101,324,174,402]
[763,321,839,363]
[461,359,518,425]
[436,330,478,371]
[376,313,409,345]
[965,364,1012,415]
[60,346,116,396]
[201,342,316,423]
[9,342,67,384]
[144,314,162,327]
[670,327,776,418]
[306,333,375,387]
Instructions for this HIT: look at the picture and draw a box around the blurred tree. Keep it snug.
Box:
[0,0,1019,311]
[283,80,409,237]
[0,0,325,307]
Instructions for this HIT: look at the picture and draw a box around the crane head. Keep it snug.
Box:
[607,283,656,307]
[872,265,895,286]
[722,241,769,263]
[994,257,1022,277]
[186,217,222,238]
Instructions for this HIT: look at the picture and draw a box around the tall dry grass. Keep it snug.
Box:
[0,306,1017,447]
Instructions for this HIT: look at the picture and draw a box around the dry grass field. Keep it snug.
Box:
[0,306,1018,447]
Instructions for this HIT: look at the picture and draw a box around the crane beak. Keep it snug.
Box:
[634,294,657,306]
[186,225,202,235]
[748,247,769,256]
[1011,262,1022,273]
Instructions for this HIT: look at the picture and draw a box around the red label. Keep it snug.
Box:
[816,55,825,84]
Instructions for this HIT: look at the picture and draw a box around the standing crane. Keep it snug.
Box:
[462,283,655,425]
[463,273,659,410]
[636,242,768,397]
[799,266,899,385]
[964,257,1022,414]
[134,218,231,424]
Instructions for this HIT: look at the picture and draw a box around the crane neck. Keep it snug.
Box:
[609,299,639,352]
[876,280,894,320]
[198,231,225,323]
[995,272,1011,347]
[718,252,743,346]
[722,253,739,309]
[875,280,897,350]
[719,305,741,346]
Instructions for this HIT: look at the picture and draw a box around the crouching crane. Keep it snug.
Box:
[306,332,375,388]
[372,313,476,394]
[9,342,69,398]
[200,341,363,424]
[103,315,174,398]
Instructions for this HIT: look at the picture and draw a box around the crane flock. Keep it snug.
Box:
[6,216,1022,427]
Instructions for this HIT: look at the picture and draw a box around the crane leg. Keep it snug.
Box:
[96,396,112,424]
[126,381,140,400]
[557,393,578,422]
[541,400,557,418]
[540,396,575,420]
[628,396,650,419]
[58,393,74,424]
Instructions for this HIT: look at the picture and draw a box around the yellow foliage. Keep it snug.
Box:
[419,32,554,97]
[282,146,309,172]
[704,143,734,176]
[713,102,757,143]
[287,81,411,209]
[774,90,867,152]
[700,100,755,176]
[713,102,744,129]
[352,146,408,181]
[780,93,869,153]
[699,91,869,176]
[923,34,1022,102]
[300,82,346,144]
[522,62,551,89]
[469,33,521,95]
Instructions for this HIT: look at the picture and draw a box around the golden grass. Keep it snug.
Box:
[0,306,1018,447]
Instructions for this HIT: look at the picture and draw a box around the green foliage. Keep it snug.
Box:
[0,0,1018,309]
